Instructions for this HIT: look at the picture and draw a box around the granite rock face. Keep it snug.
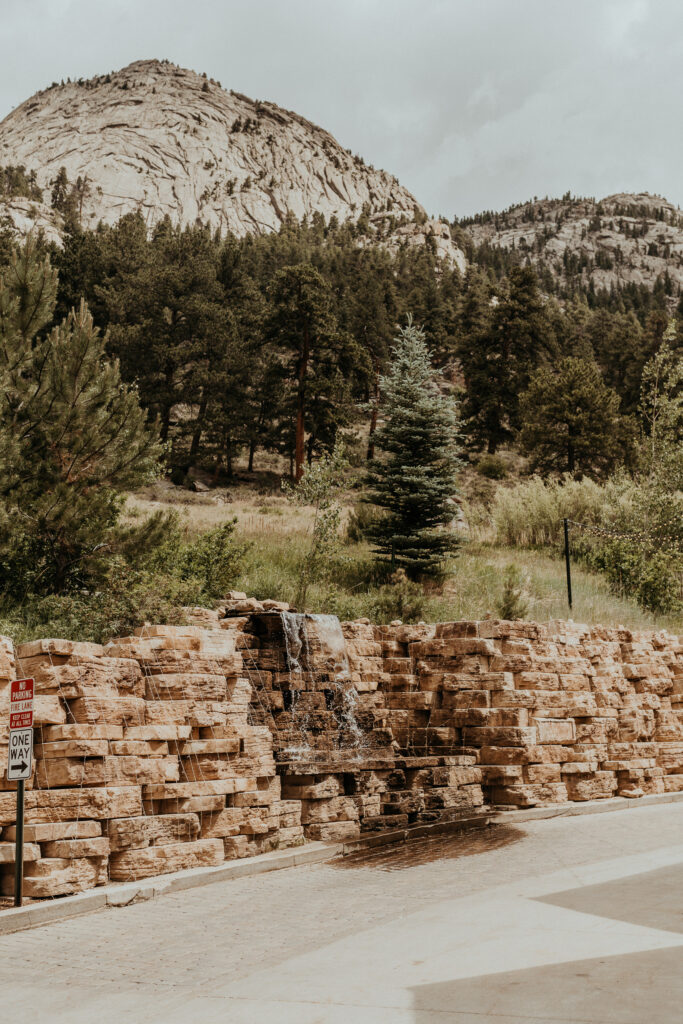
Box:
[0,59,464,269]
[464,192,683,294]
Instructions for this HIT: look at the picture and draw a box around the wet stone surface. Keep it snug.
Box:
[334,823,525,871]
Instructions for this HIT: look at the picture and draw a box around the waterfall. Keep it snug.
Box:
[308,613,366,753]
[280,611,311,758]
[278,611,367,759]
[281,611,305,673]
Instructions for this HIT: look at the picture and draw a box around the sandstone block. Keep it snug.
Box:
[299,797,359,824]
[533,719,576,744]
[491,783,568,807]
[68,696,145,725]
[41,724,124,741]
[144,700,234,727]
[281,774,343,800]
[564,772,617,801]
[106,813,200,851]
[145,673,229,701]
[1,857,107,897]
[4,820,102,842]
[16,638,104,660]
[463,726,538,747]
[42,837,110,858]
[108,740,170,756]
[0,841,41,862]
[525,764,561,783]
[14,786,142,825]
[109,838,224,880]
[34,739,110,758]
[124,725,192,740]
[144,779,253,799]
[33,696,67,725]
[304,821,360,842]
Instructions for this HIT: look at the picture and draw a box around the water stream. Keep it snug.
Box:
[279,611,366,758]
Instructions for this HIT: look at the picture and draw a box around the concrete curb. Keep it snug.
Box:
[0,841,340,936]
[491,789,683,824]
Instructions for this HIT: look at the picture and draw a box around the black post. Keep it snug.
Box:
[563,518,573,612]
[14,778,24,907]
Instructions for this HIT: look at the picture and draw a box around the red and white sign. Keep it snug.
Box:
[7,679,34,782]
[9,678,34,730]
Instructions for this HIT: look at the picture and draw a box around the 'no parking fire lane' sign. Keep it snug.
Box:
[7,678,34,782]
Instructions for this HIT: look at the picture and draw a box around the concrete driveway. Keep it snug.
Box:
[1,802,682,1023]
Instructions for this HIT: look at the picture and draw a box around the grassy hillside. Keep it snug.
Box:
[127,481,682,633]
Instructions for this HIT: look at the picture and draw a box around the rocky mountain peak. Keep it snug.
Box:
[0,59,464,269]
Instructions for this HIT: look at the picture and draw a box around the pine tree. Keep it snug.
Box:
[460,266,554,452]
[365,320,461,579]
[519,357,632,478]
[0,239,162,595]
[268,263,364,479]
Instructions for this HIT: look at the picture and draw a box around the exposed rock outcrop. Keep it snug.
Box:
[0,59,464,269]
[462,191,683,295]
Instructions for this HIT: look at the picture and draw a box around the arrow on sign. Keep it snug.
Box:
[14,761,27,774]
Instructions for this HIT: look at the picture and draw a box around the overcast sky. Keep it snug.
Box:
[0,0,681,217]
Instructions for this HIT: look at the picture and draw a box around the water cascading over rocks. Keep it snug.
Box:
[278,612,367,759]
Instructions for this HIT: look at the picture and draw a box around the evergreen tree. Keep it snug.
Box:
[519,357,632,478]
[100,219,230,464]
[366,320,461,579]
[459,266,554,451]
[268,263,364,479]
[0,239,162,595]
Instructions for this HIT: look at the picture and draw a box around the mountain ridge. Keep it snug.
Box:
[459,191,683,299]
[0,58,464,268]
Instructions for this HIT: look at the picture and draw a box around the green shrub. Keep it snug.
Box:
[491,475,610,548]
[477,454,507,480]
[371,569,427,623]
[495,565,530,620]
[345,502,382,543]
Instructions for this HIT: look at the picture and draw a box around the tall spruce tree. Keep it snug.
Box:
[366,320,461,579]
[0,239,162,595]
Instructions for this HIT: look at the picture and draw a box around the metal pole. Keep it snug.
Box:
[563,518,573,612]
[14,779,24,907]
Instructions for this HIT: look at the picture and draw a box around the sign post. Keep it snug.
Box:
[7,678,34,907]
[563,518,573,612]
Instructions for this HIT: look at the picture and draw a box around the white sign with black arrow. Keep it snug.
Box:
[8,727,33,781]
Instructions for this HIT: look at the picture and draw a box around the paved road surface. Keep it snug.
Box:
[2,803,683,1023]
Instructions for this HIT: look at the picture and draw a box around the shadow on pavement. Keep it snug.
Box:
[411,944,683,1023]
[412,862,683,1022]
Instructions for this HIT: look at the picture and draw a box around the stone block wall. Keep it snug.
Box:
[0,623,302,898]
[369,616,683,806]
[1,605,682,901]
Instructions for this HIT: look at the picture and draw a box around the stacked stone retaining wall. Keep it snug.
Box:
[0,607,681,900]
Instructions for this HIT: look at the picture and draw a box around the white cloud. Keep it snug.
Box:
[0,0,681,216]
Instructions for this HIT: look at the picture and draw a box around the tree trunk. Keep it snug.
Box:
[366,363,380,461]
[189,392,208,462]
[295,326,310,481]
[248,439,256,473]
[225,434,233,478]
[567,437,575,475]
[160,405,172,443]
